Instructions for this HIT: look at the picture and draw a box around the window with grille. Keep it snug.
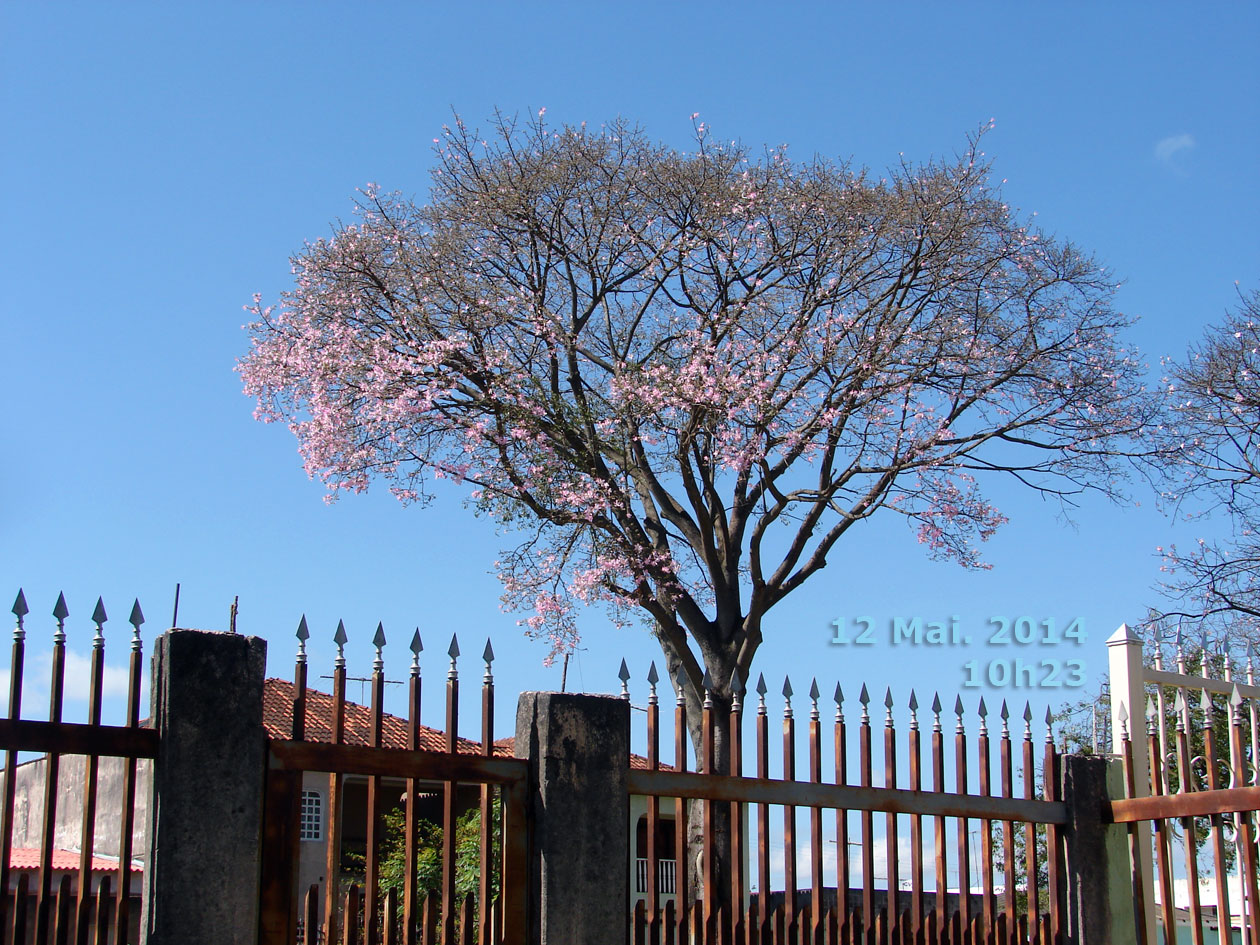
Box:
[300,791,322,841]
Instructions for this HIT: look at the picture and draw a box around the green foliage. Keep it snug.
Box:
[377,802,501,906]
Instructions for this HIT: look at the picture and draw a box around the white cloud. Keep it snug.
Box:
[1154,133,1195,166]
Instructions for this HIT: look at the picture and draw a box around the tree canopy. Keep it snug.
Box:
[240,114,1153,713]
[1157,288,1260,649]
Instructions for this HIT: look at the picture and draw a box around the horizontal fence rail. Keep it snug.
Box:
[0,590,148,945]
[627,666,1067,945]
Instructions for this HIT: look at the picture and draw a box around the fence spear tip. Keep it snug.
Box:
[908,690,918,711]
[977,696,987,718]
[834,682,843,704]
[373,622,387,650]
[647,661,659,686]
[781,675,793,699]
[883,687,893,709]
[619,659,631,683]
[483,639,495,664]
[954,694,964,717]
[859,683,870,705]
[333,620,348,647]
[128,599,144,630]
[296,615,310,642]
[1023,702,1033,723]
[1230,683,1244,708]
[53,592,69,622]
[1145,695,1156,721]
[931,693,942,714]
[809,678,820,701]
[410,628,423,655]
[11,588,28,619]
[91,597,108,627]
[447,634,460,660]
[755,673,767,696]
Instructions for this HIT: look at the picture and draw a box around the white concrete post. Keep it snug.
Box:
[1105,624,1157,945]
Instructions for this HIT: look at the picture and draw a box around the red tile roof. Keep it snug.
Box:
[8,849,141,873]
[264,679,667,768]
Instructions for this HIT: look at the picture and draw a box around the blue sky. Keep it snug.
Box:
[2,3,1257,752]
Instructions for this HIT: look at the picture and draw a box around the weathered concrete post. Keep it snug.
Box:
[515,691,630,945]
[142,629,268,945]
[1061,755,1138,945]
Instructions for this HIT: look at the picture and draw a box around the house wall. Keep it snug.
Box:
[0,755,150,860]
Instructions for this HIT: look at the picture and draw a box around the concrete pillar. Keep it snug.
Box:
[515,691,630,945]
[142,629,268,945]
[1061,755,1138,945]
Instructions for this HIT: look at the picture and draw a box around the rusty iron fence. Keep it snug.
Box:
[259,623,528,945]
[0,591,151,945]
[1109,626,1260,945]
[626,668,1069,945]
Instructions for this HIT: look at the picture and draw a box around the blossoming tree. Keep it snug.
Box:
[240,113,1152,894]
[1158,288,1260,648]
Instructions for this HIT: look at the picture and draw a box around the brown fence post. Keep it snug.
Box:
[141,628,268,944]
[515,691,629,945]
[1060,754,1138,945]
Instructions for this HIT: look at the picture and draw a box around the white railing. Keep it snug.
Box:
[634,857,677,895]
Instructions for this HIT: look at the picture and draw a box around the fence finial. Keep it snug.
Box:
[1145,695,1156,726]
[53,592,69,646]
[295,615,309,664]
[674,665,687,706]
[1173,689,1187,731]
[128,599,143,650]
[834,683,844,723]
[782,676,793,718]
[447,634,460,681]
[1247,643,1256,682]
[731,668,744,712]
[11,589,28,641]
[702,669,714,709]
[410,629,423,674]
[334,620,348,669]
[1000,699,1010,738]
[954,694,965,733]
[647,662,659,705]
[756,673,767,715]
[883,687,894,726]
[931,693,942,732]
[619,659,631,699]
[908,690,919,730]
[859,683,870,724]
[372,622,387,674]
[1022,702,1033,740]
[1117,701,1129,740]
[810,679,820,720]
[1230,683,1244,722]
[483,639,495,685]
[91,597,108,640]
[977,697,988,736]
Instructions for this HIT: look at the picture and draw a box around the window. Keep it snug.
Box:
[300,791,322,841]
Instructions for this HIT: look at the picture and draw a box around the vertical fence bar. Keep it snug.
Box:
[675,670,691,945]
[92,875,110,945]
[324,621,350,945]
[882,689,899,943]
[1021,705,1039,939]
[858,686,873,942]
[907,694,923,941]
[0,591,29,937]
[931,695,947,940]
[366,625,387,945]
[75,595,106,945]
[1118,708,1148,945]
[647,665,661,945]
[976,699,995,940]
[834,687,850,944]
[755,677,769,945]
[113,605,142,945]
[1174,693,1204,945]
[953,697,970,938]
[479,642,495,945]
[1042,711,1063,942]
[35,593,71,945]
[1230,686,1260,945]
[1144,700,1176,945]
[730,671,745,945]
[782,678,797,945]
[1198,672,1231,943]
[999,702,1015,945]
[405,631,423,945]
[442,637,460,945]
[809,682,823,945]
[702,674,716,942]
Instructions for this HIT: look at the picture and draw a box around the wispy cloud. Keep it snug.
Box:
[1154,133,1195,168]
